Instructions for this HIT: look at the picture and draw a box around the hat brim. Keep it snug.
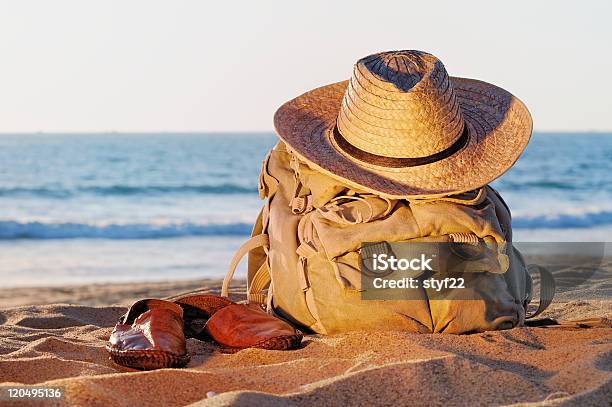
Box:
[274,77,532,199]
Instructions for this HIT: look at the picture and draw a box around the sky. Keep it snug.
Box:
[0,0,610,133]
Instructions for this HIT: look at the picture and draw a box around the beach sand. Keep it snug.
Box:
[0,264,610,406]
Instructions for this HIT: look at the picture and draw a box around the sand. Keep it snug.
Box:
[0,268,610,406]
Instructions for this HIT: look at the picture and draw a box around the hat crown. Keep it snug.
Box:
[336,50,465,158]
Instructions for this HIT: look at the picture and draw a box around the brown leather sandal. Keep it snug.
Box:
[107,295,303,370]
[173,294,303,353]
[205,302,303,353]
[106,299,190,370]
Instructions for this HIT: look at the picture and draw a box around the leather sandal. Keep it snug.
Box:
[173,294,303,353]
[107,294,303,370]
[172,294,233,339]
[205,302,303,353]
[106,299,190,370]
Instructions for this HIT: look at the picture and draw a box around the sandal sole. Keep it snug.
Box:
[106,346,190,370]
[219,333,303,354]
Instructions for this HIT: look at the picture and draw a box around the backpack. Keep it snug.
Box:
[222,141,552,334]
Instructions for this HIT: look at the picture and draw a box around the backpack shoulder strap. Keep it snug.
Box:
[525,264,556,319]
[247,261,272,305]
[221,233,269,298]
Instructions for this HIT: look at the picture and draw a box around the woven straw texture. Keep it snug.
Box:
[274,50,532,198]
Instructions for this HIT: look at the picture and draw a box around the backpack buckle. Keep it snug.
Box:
[291,195,314,214]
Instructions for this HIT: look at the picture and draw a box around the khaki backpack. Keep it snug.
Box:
[222,141,552,334]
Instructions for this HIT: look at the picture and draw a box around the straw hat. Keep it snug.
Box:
[274,50,532,198]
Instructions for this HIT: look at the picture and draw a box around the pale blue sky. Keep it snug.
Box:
[0,0,609,132]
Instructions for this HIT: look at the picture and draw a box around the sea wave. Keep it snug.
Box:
[0,220,252,239]
[2,210,612,240]
[512,210,612,229]
[0,184,256,198]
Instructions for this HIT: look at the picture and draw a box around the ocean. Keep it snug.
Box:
[0,133,611,288]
